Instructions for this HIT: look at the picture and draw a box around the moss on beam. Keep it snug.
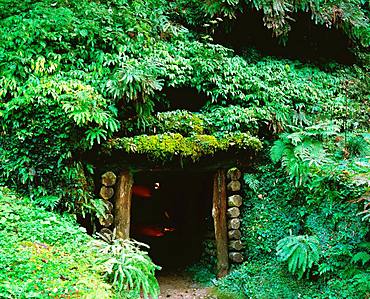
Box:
[103,133,262,161]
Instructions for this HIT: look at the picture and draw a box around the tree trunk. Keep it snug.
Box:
[114,171,133,240]
[212,169,229,278]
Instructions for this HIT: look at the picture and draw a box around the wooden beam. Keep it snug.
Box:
[212,169,229,278]
[114,171,133,239]
[91,149,258,174]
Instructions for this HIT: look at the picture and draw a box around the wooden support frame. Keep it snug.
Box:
[113,168,229,275]
[114,170,133,239]
[212,169,229,278]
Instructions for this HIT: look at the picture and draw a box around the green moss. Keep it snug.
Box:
[104,132,262,161]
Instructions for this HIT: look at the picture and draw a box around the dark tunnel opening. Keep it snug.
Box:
[131,171,213,271]
[158,87,210,112]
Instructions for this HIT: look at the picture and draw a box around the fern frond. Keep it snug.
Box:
[287,132,304,146]
[276,235,321,279]
[271,139,289,163]
[304,122,340,138]
[352,252,370,266]
[243,173,260,192]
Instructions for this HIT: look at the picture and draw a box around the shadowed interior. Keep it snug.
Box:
[131,171,213,270]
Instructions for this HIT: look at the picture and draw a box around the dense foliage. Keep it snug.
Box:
[0,187,112,298]
[1,0,369,214]
[0,188,160,299]
[176,0,370,45]
[0,0,369,298]
[214,153,370,298]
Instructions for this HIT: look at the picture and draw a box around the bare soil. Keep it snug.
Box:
[157,272,216,299]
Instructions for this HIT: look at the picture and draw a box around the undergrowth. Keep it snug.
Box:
[215,158,369,298]
[0,187,112,298]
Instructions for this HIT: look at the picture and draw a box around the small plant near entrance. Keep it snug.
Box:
[91,234,161,299]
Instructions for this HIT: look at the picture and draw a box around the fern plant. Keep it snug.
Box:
[33,195,61,210]
[276,234,321,279]
[352,251,370,266]
[91,234,161,299]
[345,134,370,157]
[106,59,164,128]
[349,242,370,296]
[351,242,370,267]
[270,122,338,186]
[243,173,260,192]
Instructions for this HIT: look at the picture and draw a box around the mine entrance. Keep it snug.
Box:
[130,171,213,270]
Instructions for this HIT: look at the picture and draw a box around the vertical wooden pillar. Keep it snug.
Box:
[114,170,133,239]
[212,168,229,278]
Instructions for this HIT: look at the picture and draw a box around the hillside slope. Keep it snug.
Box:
[0,187,112,298]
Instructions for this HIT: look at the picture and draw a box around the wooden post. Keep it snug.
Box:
[114,171,133,239]
[212,169,229,278]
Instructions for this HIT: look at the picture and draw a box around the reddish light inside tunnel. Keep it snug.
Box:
[132,225,177,238]
[130,171,213,270]
[133,225,166,237]
[132,185,152,198]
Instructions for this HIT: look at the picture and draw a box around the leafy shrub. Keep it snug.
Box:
[216,242,369,299]
[0,76,119,215]
[0,187,112,298]
[352,249,370,267]
[270,122,339,186]
[276,235,320,279]
[228,160,369,298]
[345,134,370,157]
[325,273,370,299]
[91,236,160,299]
[241,167,302,258]
[305,200,368,274]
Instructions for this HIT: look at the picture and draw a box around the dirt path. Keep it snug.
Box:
[157,272,215,299]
